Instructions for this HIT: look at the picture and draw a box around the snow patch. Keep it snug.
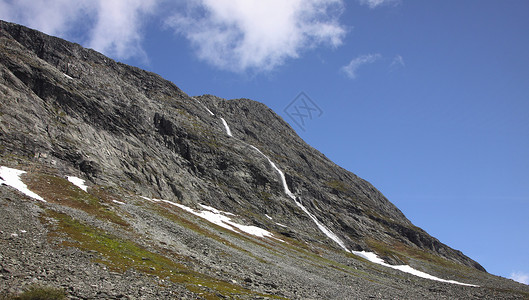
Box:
[249,146,348,250]
[142,197,279,240]
[246,149,476,286]
[200,204,235,216]
[265,214,273,220]
[141,196,158,202]
[192,97,215,116]
[63,73,73,80]
[67,176,88,192]
[204,107,215,116]
[220,118,233,136]
[0,166,45,202]
[351,250,478,287]
[113,200,126,205]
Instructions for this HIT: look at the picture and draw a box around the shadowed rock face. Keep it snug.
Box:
[0,20,483,270]
[6,20,527,299]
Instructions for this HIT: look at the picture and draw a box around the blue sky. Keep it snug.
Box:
[2,0,528,284]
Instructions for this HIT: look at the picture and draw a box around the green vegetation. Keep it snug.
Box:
[325,180,349,193]
[366,239,409,264]
[150,203,273,264]
[6,285,66,300]
[260,191,272,202]
[365,238,482,282]
[23,173,128,227]
[43,210,281,299]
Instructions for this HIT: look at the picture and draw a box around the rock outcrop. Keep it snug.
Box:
[1,20,528,299]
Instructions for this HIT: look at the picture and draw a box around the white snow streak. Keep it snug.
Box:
[200,204,235,216]
[191,97,215,116]
[142,197,278,240]
[351,250,478,287]
[248,146,348,250]
[205,107,215,116]
[0,166,45,202]
[67,176,88,192]
[140,107,478,287]
[220,118,233,137]
[246,148,476,286]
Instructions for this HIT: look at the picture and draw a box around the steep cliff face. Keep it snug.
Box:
[1,20,528,299]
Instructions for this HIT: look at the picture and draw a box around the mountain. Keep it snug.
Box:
[0,20,527,299]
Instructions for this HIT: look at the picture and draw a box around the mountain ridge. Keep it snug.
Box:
[1,20,528,299]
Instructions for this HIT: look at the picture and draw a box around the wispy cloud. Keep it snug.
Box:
[341,53,381,79]
[166,0,346,73]
[510,271,529,285]
[0,0,90,37]
[0,0,159,60]
[87,0,158,60]
[390,55,405,68]
[1,0,346,71]
[389,54,405,73]
[358,0,399,9]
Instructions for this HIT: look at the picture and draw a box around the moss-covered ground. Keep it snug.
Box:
[42,210,284,299]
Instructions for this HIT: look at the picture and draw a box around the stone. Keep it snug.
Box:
[0,19,525,300]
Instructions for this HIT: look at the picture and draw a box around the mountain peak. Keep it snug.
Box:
[1,19,527,299]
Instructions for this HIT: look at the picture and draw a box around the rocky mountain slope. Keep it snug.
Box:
[1,20,528,299]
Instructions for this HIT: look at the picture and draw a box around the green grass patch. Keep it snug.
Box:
[325,180,349,193]
[5,285,66,300]
[260,191,272,202]
[23,173,128,227]
[150,203,273,264]
[43,210,281,299]
[365,239,481,282]
[366,239,409,264]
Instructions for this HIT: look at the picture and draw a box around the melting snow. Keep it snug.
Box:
[0,166,45,202]
[67,176,88,192]
[205,107,215,116]
[138,110,476,286]
[220,118,233,137]
[249,146,348,250]
[351,250,478,287]
[246,148,477,286]
[192,97,215,116]
[142,197,279,240]
[200,204,235,216]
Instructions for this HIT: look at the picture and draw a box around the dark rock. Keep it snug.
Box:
[1,19,528,300]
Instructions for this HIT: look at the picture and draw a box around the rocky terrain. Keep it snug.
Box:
[1,20,528,299]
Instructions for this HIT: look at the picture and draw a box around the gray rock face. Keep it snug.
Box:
[1,20,528,299]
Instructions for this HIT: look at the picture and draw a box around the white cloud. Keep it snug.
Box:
[0,0,159,60]
[341,53,381,79]
[87,0,158,60]
[1,0,345,69]
[510,271,529,285]
[0,0,91,37]
[166,0,346,73]
[358,0,399,9]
